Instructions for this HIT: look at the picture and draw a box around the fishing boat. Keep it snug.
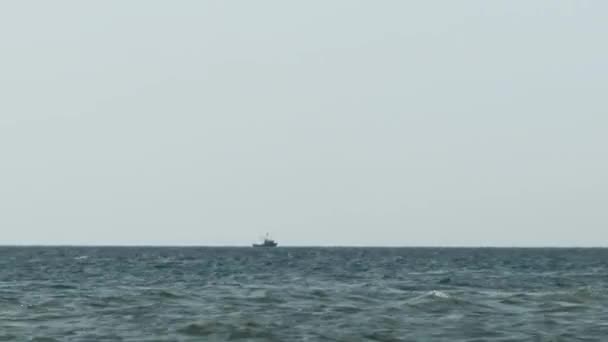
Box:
[253,233,278,247]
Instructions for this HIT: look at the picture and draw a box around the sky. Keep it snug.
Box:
[0,1,606,246]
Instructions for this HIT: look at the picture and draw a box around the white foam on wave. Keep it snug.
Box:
[429,290,451,299]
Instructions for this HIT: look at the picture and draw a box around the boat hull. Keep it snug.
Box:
[252,243,278,247]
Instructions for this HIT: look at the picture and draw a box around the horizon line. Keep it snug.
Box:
[0,244,607,248]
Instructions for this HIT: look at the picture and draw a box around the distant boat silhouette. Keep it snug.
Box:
[253,233,278,247]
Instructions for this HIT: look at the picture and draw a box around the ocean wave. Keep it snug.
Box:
[2,247,608,340]
[178,320,279,341]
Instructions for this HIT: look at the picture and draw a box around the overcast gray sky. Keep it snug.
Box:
[1,1,606,246]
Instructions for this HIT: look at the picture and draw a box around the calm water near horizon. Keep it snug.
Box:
[1,247,607,341]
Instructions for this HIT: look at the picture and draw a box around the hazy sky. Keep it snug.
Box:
[1,1,606,246]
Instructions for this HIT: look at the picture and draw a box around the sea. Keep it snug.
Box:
[1,247,607,341]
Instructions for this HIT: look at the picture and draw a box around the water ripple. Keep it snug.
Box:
[1,247,607,341]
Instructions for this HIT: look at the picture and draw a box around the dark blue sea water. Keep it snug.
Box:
[1,247,607,341]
